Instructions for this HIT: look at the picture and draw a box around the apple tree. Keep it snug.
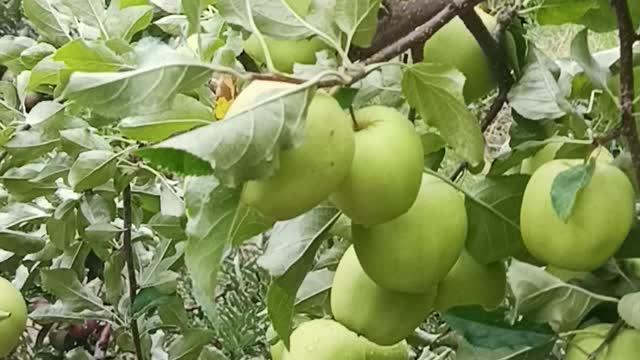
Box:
[0,0,640,359]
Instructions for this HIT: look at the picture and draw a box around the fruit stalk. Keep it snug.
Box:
[612,0,640,188]
[122,185,143,359]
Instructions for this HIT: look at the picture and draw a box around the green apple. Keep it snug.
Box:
[284,319,365,360]
[0,276,27,357]
[565,324,640,360]
[331,246,436,346]
[244,35,330,73]
[434,251,506,312]
[233,81,355,221]
[352,173,467,293]
[362,338,409,360]
[271,341,287,360]
[521,160,635,271]
[330,106,424,226]
[422,8,497,102]
[521,143,613,175]
[521,142,563,175]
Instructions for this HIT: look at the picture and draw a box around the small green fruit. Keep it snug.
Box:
[352,173,467,293]
[422,8,497,102]
[0,276,27,357]
[565,324,640,360]
[244,35,329,73]
[331,246,436,346]
[234,81,355,221]
[434,251,506,312]
[521,160,634,270]
[331,106,424,226]
[362,338,409,360]
[284,319,365,360]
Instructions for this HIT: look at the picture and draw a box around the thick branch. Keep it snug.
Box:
[123,185,143,359]
[449,8,516,181]
[612,0,640,188]
[364,0,486,65]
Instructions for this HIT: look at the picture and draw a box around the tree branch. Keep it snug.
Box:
[364,0,486,65]
[449,8,517,181]
[122,185,143,359]
[612,0,640,188]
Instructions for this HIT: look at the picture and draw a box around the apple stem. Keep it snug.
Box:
[349,106,360,130]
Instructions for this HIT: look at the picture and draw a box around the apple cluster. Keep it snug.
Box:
[227,78,508,360]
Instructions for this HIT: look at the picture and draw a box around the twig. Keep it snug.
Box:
[122,185,143,359]
[586,320,624,360]
[594,124,624,146]
[612,0,640,188]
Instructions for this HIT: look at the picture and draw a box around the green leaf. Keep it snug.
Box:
[295,268,334,306]
[47,199,77,250]
[32,153,74,182]
[0,36,36,72]
[119,94,213,142]
[22,0,72,46]
[139,237,184,289]
[550,159,595,222]
[168,329,216,360]
[148,214,186,241]
[104,2,153,41]
[131,287,174,319]
[217,0,313,40]
[68,150,118,192]
[0,229,46,254]
[54,39,127,72]
[443,306,553,351]
[402,63,485,166]
[20,43,57,70]
[62,49,213,118]
[51,241,92,280]
[465,175,529,264]
[182,0,201,35]
[0,164,57,201]
[104,250,125,304]
[155,15,189,36]
[78,192,116,225]
[335,0,381,48]
[30,301,116,324]
[618,292,640,329]
[28,55,66,90]
[261,206,340,347]
[536,0,597,26]
[60,128,112,158]
[41,269,119,321]
[158,295,191,330]
[60,0,107,31]
[0,202,49,228]
[570,28,609,90]
[507,59,567,120]
[5,130,59,165]
[184,176,271,323]
[138,84,314,186]
[508,259,617,332]
[25,100,65,129]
